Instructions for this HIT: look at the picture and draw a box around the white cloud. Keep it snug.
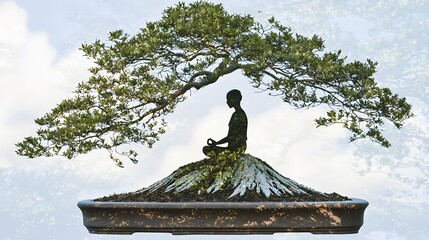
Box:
[246,106,400,198]
[0,2,107,172]
[0,2,28,49]
[0,2,57,108]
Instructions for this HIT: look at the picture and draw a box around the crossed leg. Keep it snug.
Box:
[202,145,228,157]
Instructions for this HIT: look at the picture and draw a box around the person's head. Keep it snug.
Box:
[226,89,242,108]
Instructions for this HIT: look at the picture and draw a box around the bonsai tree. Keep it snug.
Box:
[16,1,412,168]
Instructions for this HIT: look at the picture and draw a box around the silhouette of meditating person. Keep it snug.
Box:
[203,89,248,157]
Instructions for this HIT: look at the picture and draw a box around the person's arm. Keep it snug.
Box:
[215,136,229,145]
[207,136,228,146]
[207,111,237,146]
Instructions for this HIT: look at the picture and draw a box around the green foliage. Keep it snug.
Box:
[16,1,413,166]
[186,150,241,193]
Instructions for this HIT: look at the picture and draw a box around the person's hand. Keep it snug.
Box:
[207,138,216,146]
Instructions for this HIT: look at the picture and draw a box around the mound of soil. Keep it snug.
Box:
[95,154,350,202]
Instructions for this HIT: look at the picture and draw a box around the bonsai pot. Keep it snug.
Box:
[78,198,368,235]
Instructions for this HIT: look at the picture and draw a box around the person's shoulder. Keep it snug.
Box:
[234,109,247,118]
[237,108,247,115]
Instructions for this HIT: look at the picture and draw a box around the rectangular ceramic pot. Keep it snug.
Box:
[77,198,368,235]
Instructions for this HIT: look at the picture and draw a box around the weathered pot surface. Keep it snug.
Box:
[77,198,368,235]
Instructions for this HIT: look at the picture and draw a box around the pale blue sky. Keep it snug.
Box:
[1,1,428,239]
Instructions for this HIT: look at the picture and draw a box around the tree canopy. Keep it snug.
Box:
[16,1,413,167]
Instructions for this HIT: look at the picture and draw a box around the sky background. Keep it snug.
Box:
[1,0,428,239]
